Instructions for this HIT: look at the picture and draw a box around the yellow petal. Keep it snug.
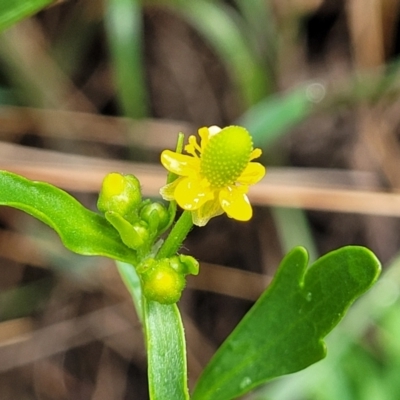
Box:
[237,162,265,185]
[250,148,262,160]
[174,177,214,210]
[159,178,181,201]
[219,186,252,221]
[191,199,223,227]
[161,150,199,176]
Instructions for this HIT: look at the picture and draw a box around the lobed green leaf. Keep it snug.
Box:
[192,246,381,400]
[0,171,136,264]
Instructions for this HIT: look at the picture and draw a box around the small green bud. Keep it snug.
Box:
[97,173,141,221]
[140,202,169,234]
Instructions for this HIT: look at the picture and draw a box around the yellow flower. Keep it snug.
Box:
[160,125,266,226]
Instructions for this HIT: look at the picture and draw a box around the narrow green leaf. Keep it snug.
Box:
[51,3,101,77]
[0,0,54,33]
[233,0,278,79]
[0,171,136,264]
[238,86,313,148]
[171,0,268,106]
[144,300,189,400]
[104,0,148,118]
[192,246,381,400]
[0,278,53,321]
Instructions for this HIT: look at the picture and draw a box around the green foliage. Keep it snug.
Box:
[144,300,189,400]
[0,0,53,33]
[0,170,137,264]
[0,3,387,399]
[192,246,381,400]
[258,253,400,400]
[0,278,53,321]
[103,0,148,118]
[239,86,313,148]
[0,170,382,400]
[168,0,269,106]
[0,168,383,399]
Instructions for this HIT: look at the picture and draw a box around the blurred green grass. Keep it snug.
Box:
[0,0,54,33]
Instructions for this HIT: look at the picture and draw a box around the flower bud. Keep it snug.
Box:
[140,202,169,234]
[97,173,141,222]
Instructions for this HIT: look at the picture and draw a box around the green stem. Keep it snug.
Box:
[156,210,193,259]
[144,209,193,399]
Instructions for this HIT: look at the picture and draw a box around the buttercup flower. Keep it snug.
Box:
[160,125,265,226]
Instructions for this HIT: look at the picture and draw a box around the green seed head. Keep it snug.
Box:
[200,126,253,188]
[139,258,185,304]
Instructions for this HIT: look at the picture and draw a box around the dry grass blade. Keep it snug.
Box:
[187,263,271,301]
[0,318,34,344]
[1,141,399,217]
[0,303,141,372]
[0,106,193,150]
[0,141,165,194]
[250,183,400,217]
[347,0,385,68]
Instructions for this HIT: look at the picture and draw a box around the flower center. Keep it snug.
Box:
[200,126,253,187]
